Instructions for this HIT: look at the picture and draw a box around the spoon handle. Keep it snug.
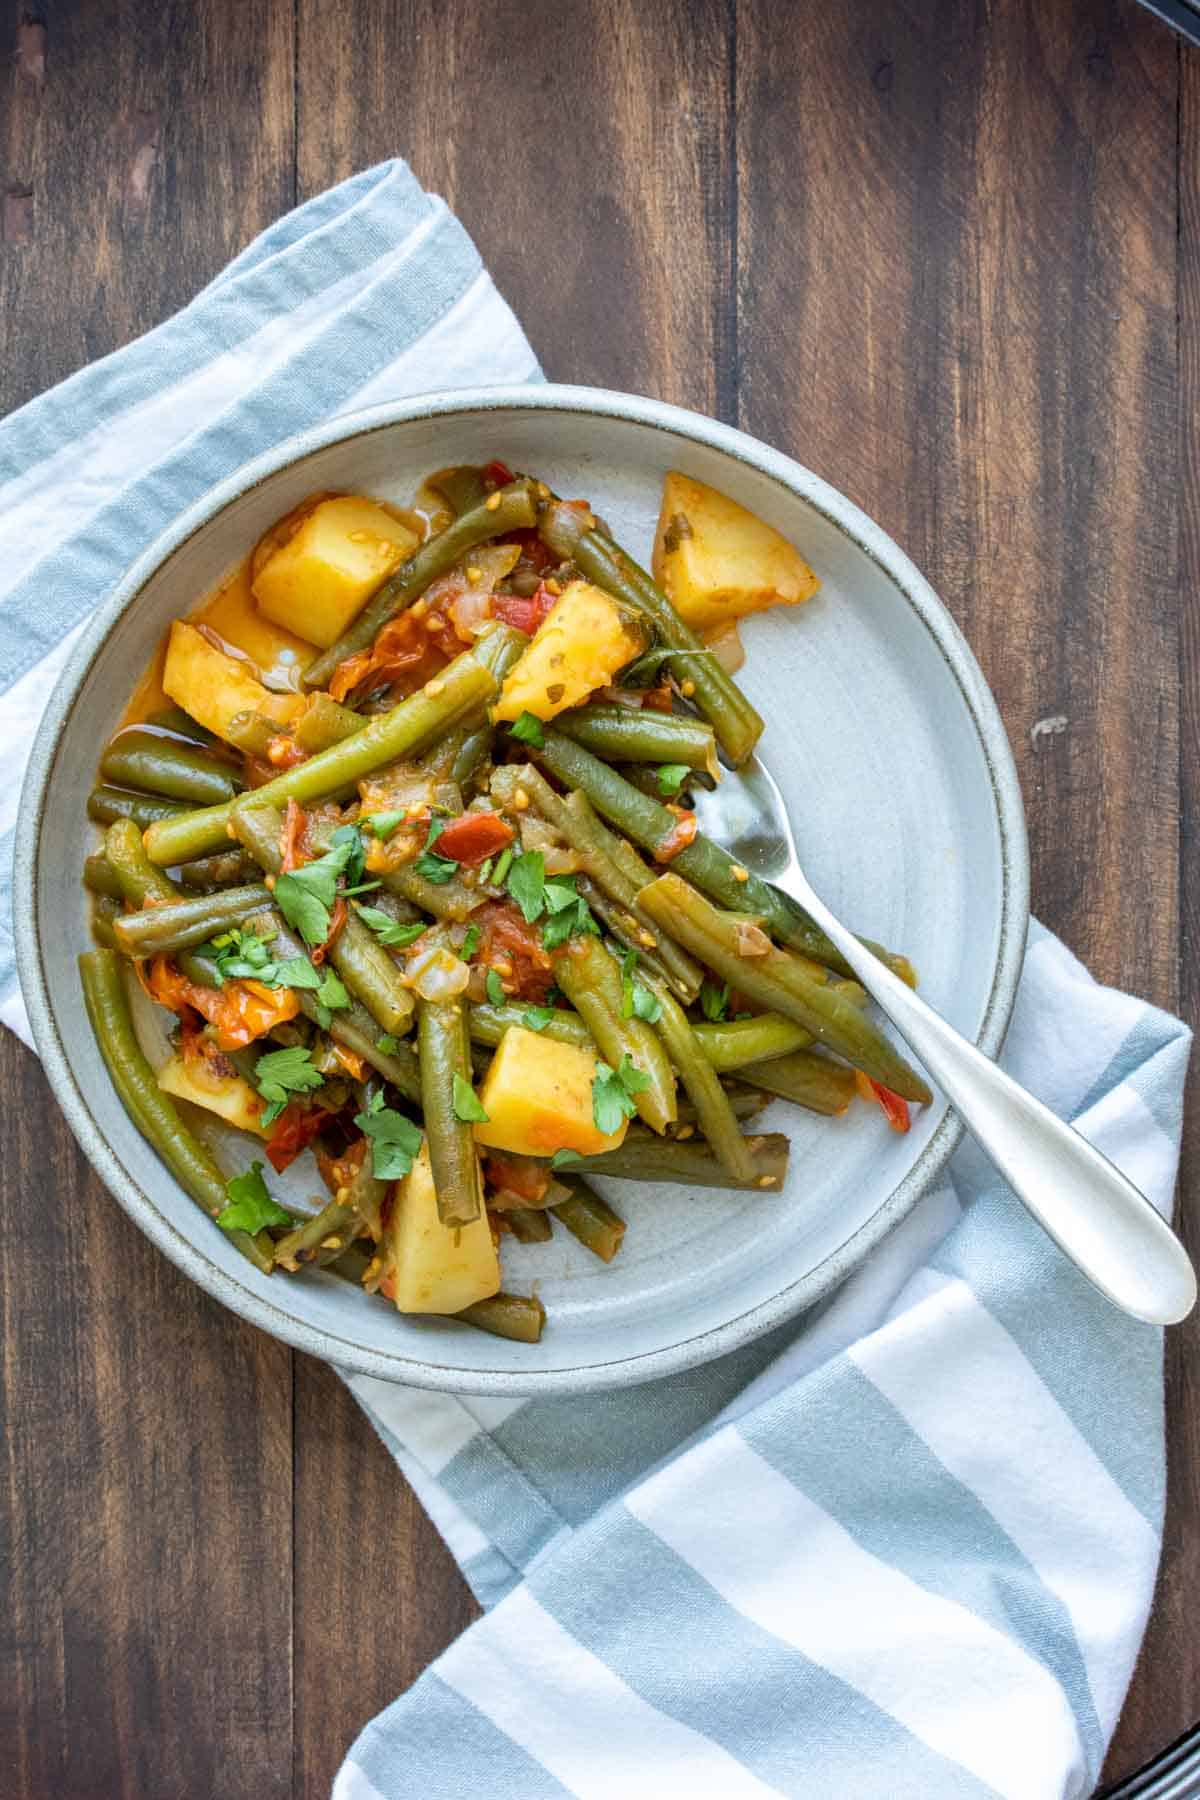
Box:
[779,876,1195,1325]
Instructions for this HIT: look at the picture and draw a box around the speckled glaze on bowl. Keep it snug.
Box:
[14,386,1028,1395]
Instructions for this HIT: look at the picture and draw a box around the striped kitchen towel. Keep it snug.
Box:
[0,163,1189,1799]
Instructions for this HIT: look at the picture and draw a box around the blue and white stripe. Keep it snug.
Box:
[0,163,1188,1799]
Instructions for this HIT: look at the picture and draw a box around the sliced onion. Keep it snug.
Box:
[703,622,746,674]
[406,944,471,1002]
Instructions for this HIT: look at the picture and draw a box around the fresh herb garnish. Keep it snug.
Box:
[491,846,514,889]
[273,831,361,946]
[657,763,690,797]
[485,967,507,1006]
[539,877,599,949]
[509,710,545,749]
[620,948,661,1022]
[375,1034,399,1055]
[460,924,481,962]
[313,966,350,1029]
[206,926,325,991]
[452,1073,490,1123]
[354,1087,422,1180]
[253,1044,324,1126]
[591,1056,651,1135]
[506,849,545,923]
[217,1161,294,1234]
[413,815,458,884]
[355,904,428,949]
[364,810,406,840]
[550,1148,583,1169]
[700,978,730,1023]
[522,1005,555,1031]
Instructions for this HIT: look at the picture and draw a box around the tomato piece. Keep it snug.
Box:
[329,610,452,704]
[474,900,555,1001]
[266,1102,325,1173]
[656,810,698,861]
[491,582,559,637]
[855,1071,911,1132]
[281,797,306,873]
[505,527,556,573]
[482,459,515,488]
[435,811,515,866]
[484,1153,552,1206]
[266,735,307,771]
[315,1135,369,1198]
[144,956,300,1051]
[312,896,348,965]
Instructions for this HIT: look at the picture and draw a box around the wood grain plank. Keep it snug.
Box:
[291,4,732,1790]
[0,3,296,1796]
[1106,24,1200,1790]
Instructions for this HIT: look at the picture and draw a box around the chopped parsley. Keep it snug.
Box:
[700,978,730,1023]
[363,810,406,840]
[592,1055,651,1135]
[506,849,546,923]
[522,1005,555,1031]
[509,710,545,748]
[451,1073,490,1124]
[205,926,324,992]
[217,1161,294,1235]
[253,1044,324,1126]
[620,948,662,1022]
[550,1148,583,1169]
[354,1087,423,1180]
[460,924,481,962]
[657,763,690,797]
[413,815,458,884]
[485,968,507,1006]
[273,830,362,947]
[355,904,428,949]
[313,966,350,1029]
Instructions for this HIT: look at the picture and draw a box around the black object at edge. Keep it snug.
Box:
[1102,1725,1200,1798]
[1136,0,1200,48]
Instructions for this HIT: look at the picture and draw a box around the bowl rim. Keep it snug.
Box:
[14,382,1029,1394]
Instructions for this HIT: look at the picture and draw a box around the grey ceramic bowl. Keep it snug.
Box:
[15,385,1028,1395]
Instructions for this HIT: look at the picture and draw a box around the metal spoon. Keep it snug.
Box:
[691,755,1196,1325]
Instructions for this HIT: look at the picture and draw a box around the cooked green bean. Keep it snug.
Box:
[303,481,539,689]
[176,849,259,890]
[102,819,218,987]
[231,802,414,1037]
[667,1086,770,1129]
[84,851,124,900]
[491,762,701,1001]
[88,785,186,829]
[502,1206,554,1244]
[536,726,912,983]
[417,999,484,1227]
[734,1050,856,1116]
[553,935,677,1133]
[293,693,366,752]
[574,875,699,1002]
[457,1291,546,1343]
[224,710,279,756]
[540,499,763,764]
[274,1201,358,1271]
[638,873,931,1103]
[551,1179,626,1261]
[113,883,272,958]
[694,1013,816,1069]
[79,949,273,1271]
[145,623,522,865]
[146,705,220,748]
[553,704,719,777]
[568,1128,789,1190]
[90,893,123,949]
[379,862,481,923]
[426,464,490,515]
[650,982,756,1181]
[100,726,242,805]
[327,1239,373,1284]
[266,916,422,1102]
[469,1002,593,1051]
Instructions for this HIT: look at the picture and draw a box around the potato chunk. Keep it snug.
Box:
[651,471,819,634]
[385,1139,500,1314]
[162,622,303,740]
[493,580,645,724]
[157,1053,268,1137]
[252,495,419,648]
[473,1025,628,1158]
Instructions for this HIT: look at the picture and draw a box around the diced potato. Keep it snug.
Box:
[251,495,419,648]
[157,1052,268,1137]
[162,622,303,740]
[473,1025,628,1158]
[386,1139,500,1314]
[651,471,820,634]
[493,580,645,724]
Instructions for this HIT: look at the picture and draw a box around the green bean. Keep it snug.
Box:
[568,1128,789,1190]
[551,1179,626,1261]
[553,935,677,1132]
[378,862,481,923]
[735,1050,856,1116]
[266,916,422,1102]
[649,982,756,1181]
[554,704,719,777]
[145,623,522,865]
[293,693,366,752]
[84,852,124,900]
[694,1014,815,1069]
[469,1001,593,1051]
[78,949,273,1271]
[457,1291,546,1343]
[224,710,279,756]
[451,724,494,788]
[536,726,912,983]
[426,464,490,515]
[146,705,221,748]
[490,762,702,1001]
[638,873,931,1103]
[231,803,414,1037]
[90,893,123,949]
[274,1201,357,1271]
[303,482,539,689]
[417,999,485,1226]
[113,883,272,958]
[328,1240,373,1284]
[88,785,186,829]
[100,726,242,805]
[575,875,699,1002]
[102,820,218,988]
[502,1206,554,1244]
[540,500,763,764]
[176,849,259,890]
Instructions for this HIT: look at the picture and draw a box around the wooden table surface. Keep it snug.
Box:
[2,1,1197,1794]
